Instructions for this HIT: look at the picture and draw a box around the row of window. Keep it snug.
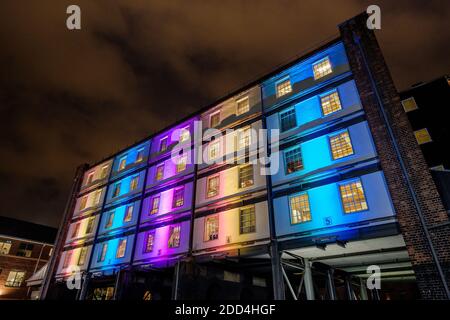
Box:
[79,189,102,210]
[207,127,253,161]
[0,241,34,257]
[63,246,88,268]
[149,187,185,216]
[70,217,95,239]
[208,96,251,128]
[105,205,134,230]
[85,164,110,186]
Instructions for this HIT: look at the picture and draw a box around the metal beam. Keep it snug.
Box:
[359,277,368,300]
[281,264,297,300]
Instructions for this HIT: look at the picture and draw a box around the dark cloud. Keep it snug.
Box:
[0,1,449,227]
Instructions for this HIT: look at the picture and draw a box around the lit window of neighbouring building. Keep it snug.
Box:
[209,141,220,160]
[176,155,187,173]
[136,148,145,163]
[236,97,250,115]
[106,212,114,229]
[98,243,107,262]
[119,156,127,171]
[86,217,95,234]
[100,165,109,179]
[159,137,168,152]
[313,57,332,80]
[77,247,88,266]
[130,176,139,191]
[329,131,354,160]
[280,109,297,132]
[321,90,342,116]
[210,111,220,128]
[150,196,160,215]
[285,147,303,174]
[179,127,190,143]
[401,97,418,113]
[207,175,219,198]
[0,240,12,255]
[414,128,432,145]
[172,187,185,208]
[339,180,368,214]
[276,78,292,98]
[124,205,133,222]
[79,195,88,210]
[155,164,164,181]
[239,165,254,188]
[116,239,127,258]
[71,223,80,238]
[168,225,181,248]
[113,183,121,198]
[16,243,33,257]
[238,127,251,150]
[290,193,312,224]
[239,206,256,234]
[63,250,73,268]
[144,232,155,253]
[204,215,219,241]
[5,271,26,287]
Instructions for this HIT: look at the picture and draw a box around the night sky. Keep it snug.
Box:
[1,1,449,227]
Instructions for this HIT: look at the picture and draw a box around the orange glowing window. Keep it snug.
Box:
[155,164,164,181]
[204,215,219,241]
[276,78,292,98]
[329,131,354,160]
[321,90,342,116]
[116,239,127,258]
[339,180,368,214]
[168,225,181,248]
[290,193,312,224]
[313,57,333,80]
[207,175,219,198]
[124,205,133,222]
[77,247,88,266]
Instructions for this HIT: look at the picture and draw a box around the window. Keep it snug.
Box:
[239,165,254,188]
[280,109,297,132]
[106,212,114,229]
[98,243,108,262]
[313,57,332,80]
[339,180,368,214]
[86,172,94,185]
[238,127,252,150]
[276,78,292,97]
[116,239,127,258]
[119,156,127,171]
[176,155,187,173]
[172,187,185,208]
[124,205,133,222]
[136,148,145,163]
[209,141,220,160]
[85,217,95,234]
[236,97,250,115]
[100,165,109,179]
[16,243,33,257]
[79,196,88,210]
[321,90,342,116]
[159,137,168,152]
[63,250,73,268]
[0,240,12,255]
[329,131,354,160]
[71,223,80,238]
[204,216,219,241]
[401,97,418,112]
[155,164,164,181]
[144,232,155,253]
[77,247,88,266]
[113,183,121,198]
[207,175,219,198]
[179,127,190,143]
[130,176,139,191]
[5,271,26,287]
[150,196,160,215]
[285,147,303,174]
[93,189,102,205]
[290,193,312,224]
[210,111,220,127]
[240,206,256,234]
[168,225,181,248]
[414,128,432,145]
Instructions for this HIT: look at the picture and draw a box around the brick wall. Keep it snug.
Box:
[339,13,450,299]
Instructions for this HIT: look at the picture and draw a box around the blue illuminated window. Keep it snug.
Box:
[284,147,303,174]
[280,109,297,132]
[136,148,145,163]
[118,156,127,171]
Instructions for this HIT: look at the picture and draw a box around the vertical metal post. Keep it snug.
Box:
[281,264,297,300]
[303,258,315,300]
[359,277,368,300]
[172,260,181,300]
[113,269,122,300]
[270,244,285,300]
[78,272,92,300]
[345,275,354,300]
[327,269,337,300]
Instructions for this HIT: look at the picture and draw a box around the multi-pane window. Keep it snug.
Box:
[204,216,219,241]
[98,243,108,262]
[239,165,254,188]
[112,183,121,198]
[86,217,95,234]
[106,212,114,229]
[414,128,432,145]
[159,137,168,152]
[100,165,109,179]
[16,243,33,257]
[290,193,312,224]
[155,164,164,181]
[280,109,297,132]
[0,240,12,255]
[239,206,256,234]
[329,131,354,160]
[150,196,160,215]
[207,175,219,198]
[71,223,80,238]
[276,78,292,97]
[172,187,185,208]
[136,148,145,163]
[130,176,139,191]
[236,97,250,115]
[209,141,220,160]
[124,205,133,222]
[79,196,88,210]
[321,90,342,116]
[168,225,181,248]
[5,271,26,287]
[210,111,220,128]
[116,239,127,258]
[119,156,127,171]
[144,232,155,253]
[401,97,418,112]
[176,155,187,173]
[339,180,368,213]
[285,147,303,174]
[238,127,252,150]
[313,57,333,80]
[63,250,73,268]
[179,127,190,143]
[77,247,88,266]
[93,189,102,205]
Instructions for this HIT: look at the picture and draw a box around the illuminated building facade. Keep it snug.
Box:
[41,13,450,300]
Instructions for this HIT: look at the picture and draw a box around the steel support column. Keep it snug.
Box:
[270,244,285,300]
[359,277,368,300]
[327,269,337,300]
[303,258,315,300]
[78,272,92,300]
